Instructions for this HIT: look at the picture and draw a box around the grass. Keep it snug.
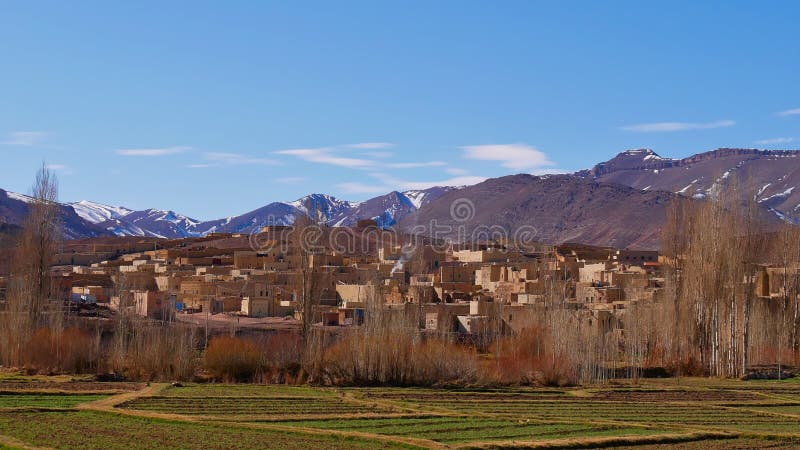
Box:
[0,410,414,449]
[267,417,667,444]
[159,383,335,398]
[0,393,108,409]
[2,377,800,448]
[118,395,399,417]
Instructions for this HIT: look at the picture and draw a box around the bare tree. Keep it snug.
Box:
[1,163,61,365]
[294,200,332,339]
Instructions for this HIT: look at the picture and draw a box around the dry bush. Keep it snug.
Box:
[413,338,480,385]
[261,332,304,383]
[307,329,479,386]
[664,352,707,377]
[487,326,577,387]
[24,327,98,374]
[106,318,198,381]
[205,336,262,382]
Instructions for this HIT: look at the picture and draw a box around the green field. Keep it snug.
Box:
[1,373,800,449]
[0,393,108,408]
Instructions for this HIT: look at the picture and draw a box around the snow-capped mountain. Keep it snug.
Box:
[289,194,362,225]
[188,187,455,236]
[64,200,201,238]
[0,189,109,239]
[49,187,456,239]
[97,209,202,238]
[583,148,800,223]
[5,147,800,243]
[69,200,134,224]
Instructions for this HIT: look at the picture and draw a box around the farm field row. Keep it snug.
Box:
[0,375,799,448]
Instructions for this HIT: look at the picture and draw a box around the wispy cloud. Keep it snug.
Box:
[44,164,74,175]
[1,131,51,147]
[203,152,278,166]
[385,161,446,169]
[620,120,735,132]
[445,168,468,176]
[755,137,794,145]
[116,146,190,156]
[276,144,454,171]
[461,143,553,170]
[275,147,374,168]
[777,108,800,117]
[343,142,394,149]
[336,173,486,194]
[364,151,393,159]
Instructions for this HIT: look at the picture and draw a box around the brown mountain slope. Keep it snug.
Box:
[586,148,800,222]
[398,174,683,250]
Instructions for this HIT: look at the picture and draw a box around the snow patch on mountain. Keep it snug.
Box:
[6,191,34,203]
[69,200,134,224]
[760,187,796,203]
[402,190,429,209]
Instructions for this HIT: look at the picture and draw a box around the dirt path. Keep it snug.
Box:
[68,382,800,449]
[76,383,168,411]
[75,384,438,449]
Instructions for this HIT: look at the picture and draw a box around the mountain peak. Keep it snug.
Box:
[585,148,677,177]
[615,148,665,161]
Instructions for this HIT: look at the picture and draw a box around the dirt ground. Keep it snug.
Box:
[175,312,300,333]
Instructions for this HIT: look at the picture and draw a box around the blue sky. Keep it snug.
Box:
[1,1,799,220]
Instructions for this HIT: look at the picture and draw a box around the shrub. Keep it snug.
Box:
[24,327,97,374]
[261,332,304,383]
[306,328,479,386]
[106,319,198,381]
[205,336,262,382]
[486,326,577,387]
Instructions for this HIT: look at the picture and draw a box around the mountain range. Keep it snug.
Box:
[65,187,454,239]
[1,148,798,249]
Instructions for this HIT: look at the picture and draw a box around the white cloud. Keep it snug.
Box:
[1,131,50,146]
[116,146,190,156]
[755,137,794,145]
[385,161,446,169]
[187,164,213,169]
[275,148,374,168]
[364,151,393,159]
[461,143,554,170]
[777,108,800,117]
[44,163,73,175]
[275,144,449,171]
[204,152,277,165]
[337,174,486,194]
[620,120,735,132]
[343,142,394,149]
[445,168,468,175]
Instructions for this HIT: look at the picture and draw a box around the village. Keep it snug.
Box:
[0,221,675,339]
[2,216,795,349]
